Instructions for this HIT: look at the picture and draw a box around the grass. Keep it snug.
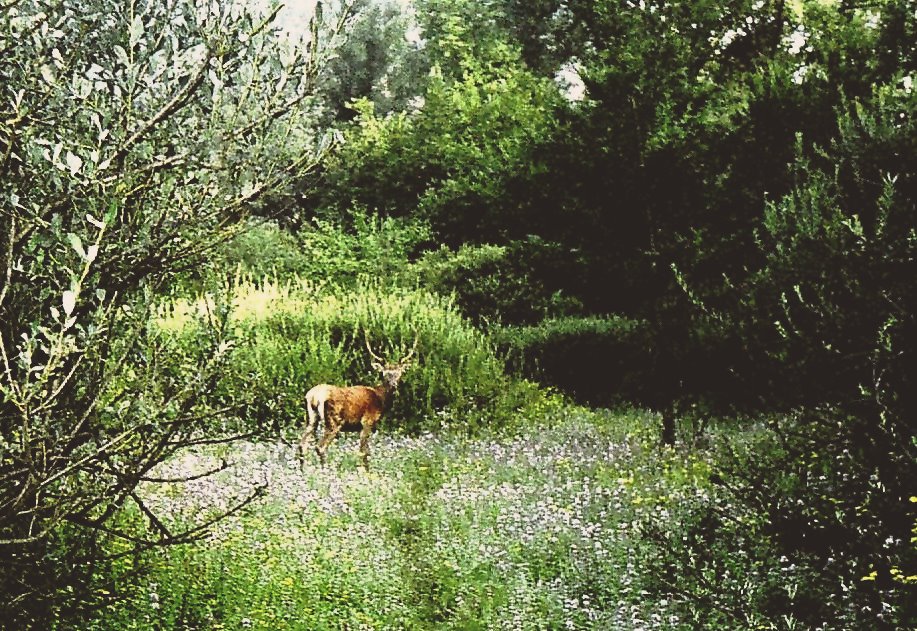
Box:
[116,278,836,630]
[154,277,518,434]
[85,405,723,630]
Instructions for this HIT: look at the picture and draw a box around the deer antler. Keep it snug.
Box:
[400,331,419,364]
[364,329,386,364]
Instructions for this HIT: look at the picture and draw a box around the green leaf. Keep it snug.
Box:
[67,233,85,259]
[113,45,130,67]
[62,290,76,316]
[104,203,117,226]
[66,151,83,175]
[129,15,144,48]
[40,64,56,85]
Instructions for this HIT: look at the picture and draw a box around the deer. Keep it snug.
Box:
[299,331,418,471]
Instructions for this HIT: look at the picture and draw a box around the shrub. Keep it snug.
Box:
[715,412,916,629]
[179,220,315,293]
[495,315,650,407]
[413,237,584,325]
[158,278,527,436]
[295,209,430,289]
[177,211,432,295]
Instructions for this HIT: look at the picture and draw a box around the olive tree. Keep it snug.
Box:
[0,0,354,622]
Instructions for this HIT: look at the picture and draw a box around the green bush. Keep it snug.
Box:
[157,278,527,435]
[495,315,650,407]
[706,84,917,629]
[294,210,430,289]
[637,413,917,631]
[413,238,584,325]
[177,212,431,295]
[206,221,316,288]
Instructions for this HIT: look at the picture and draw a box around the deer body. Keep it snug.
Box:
[299,333,416,470]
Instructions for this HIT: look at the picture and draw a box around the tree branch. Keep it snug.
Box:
[105,46,215,172]
[140,458,229,483]
[129,491,172,539]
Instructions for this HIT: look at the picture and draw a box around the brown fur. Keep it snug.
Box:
[298,335,416,470]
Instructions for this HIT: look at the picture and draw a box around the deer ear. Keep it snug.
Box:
[371,361,385,372]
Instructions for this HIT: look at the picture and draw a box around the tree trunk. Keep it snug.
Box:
[661,406,676,446]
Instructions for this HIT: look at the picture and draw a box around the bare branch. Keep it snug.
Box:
[140,458,229,484]
[0,523,58,546]
[99,151,188,186]
[37,420,150,491]
[129,491,172,539]
[65,482,266,549]
[0,0,26,13]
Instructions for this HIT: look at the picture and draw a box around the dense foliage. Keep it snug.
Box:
[0,0,351,624]
[290,0,916,626]
[2,0,915,627]
[159,278,525,435]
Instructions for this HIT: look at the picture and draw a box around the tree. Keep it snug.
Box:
[319,0,428,121]
[502,0,914,437]
[306,0,562,245]
[490,0,802,436]
[636,3,916,623]
[497,0,583,75]
[725,84,916,625]
[0,0,352,623]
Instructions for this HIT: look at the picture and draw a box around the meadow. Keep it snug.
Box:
[86,406,738,630]
[71,269,903,631]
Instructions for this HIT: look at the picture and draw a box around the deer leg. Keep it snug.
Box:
[359,422,373,471]
[299,403,319,471]
[315,419,342,468]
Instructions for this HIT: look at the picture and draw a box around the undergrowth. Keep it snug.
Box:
[82,406,722,630]
[156,276,533,435]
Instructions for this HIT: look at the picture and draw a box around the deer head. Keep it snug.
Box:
[364,329,418,391]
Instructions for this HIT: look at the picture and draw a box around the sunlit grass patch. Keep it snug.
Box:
[153,275,524,435]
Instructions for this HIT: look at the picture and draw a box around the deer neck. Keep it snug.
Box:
[373,383,397,410]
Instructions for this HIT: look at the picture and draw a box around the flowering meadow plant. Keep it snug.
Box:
[82,404,809,630]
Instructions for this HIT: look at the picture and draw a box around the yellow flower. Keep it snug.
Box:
[890,568,917,585]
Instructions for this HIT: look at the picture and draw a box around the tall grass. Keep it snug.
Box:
[157,276,529,434]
